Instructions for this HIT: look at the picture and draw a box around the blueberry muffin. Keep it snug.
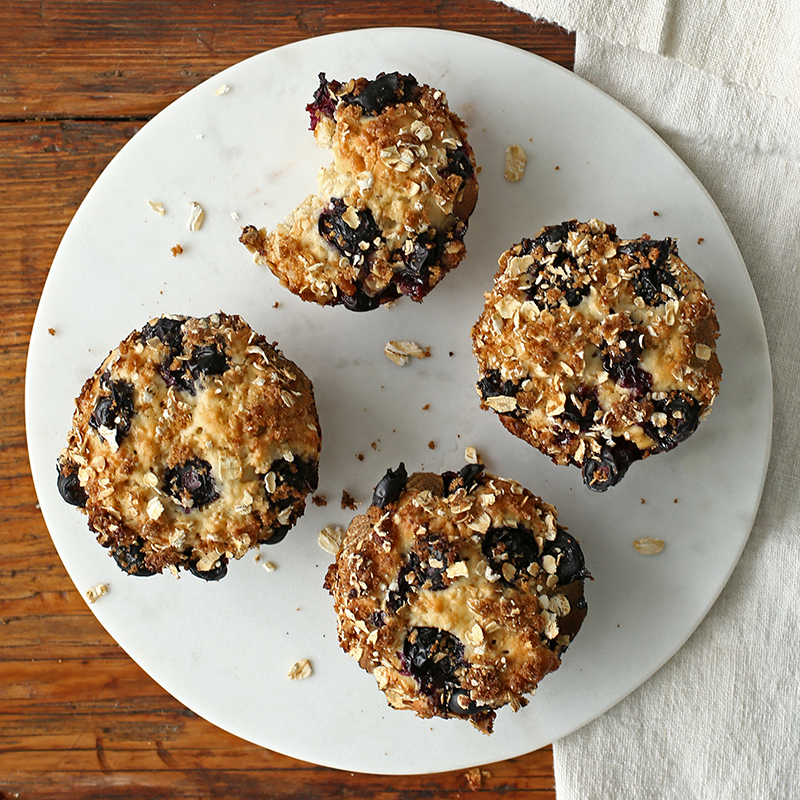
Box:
[239,72,479,311]
[56,313,322,579]
[323,463,589,734]
[471,220,722,491]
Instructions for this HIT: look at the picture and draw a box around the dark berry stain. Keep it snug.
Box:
[560,386,599,430]
[477,369,521,416]
[141,317,184,351]
[164,458,219,511]
[319,198,382,266]
[89,372,135,445]
[371,463,408,509]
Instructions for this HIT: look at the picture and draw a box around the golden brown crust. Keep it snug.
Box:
[324,466,588,733]
[57,313,322,579]
[240,72,479,310]
[471,220,722,490]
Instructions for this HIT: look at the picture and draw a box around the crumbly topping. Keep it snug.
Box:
[86,583,108,603]
[503,145,527,182]
[471,220,722,490]
[323,468,588,734]
[633,537,665,554]
[287,659,313,680]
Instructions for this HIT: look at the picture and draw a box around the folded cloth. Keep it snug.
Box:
[495,2,800,797]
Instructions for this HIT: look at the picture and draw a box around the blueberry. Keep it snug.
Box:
[620,239,682,306]
[89,373,135,445]
[264,456,319,496]
[187,556,228,581]
[188,344,228,380]
[340,286,382,312]
[600,330,652,399]
[371,463,408,509]
[319,198,382,266]
[442,463,485,495]
[402,626,466,706]
[582,439,641,491]
[112,542,158,576]
[477,369,520,414]
[164,458,219,510]
[541,527,589,584]
[482,525,539,581]
[263,525,290,545]
[56,460,87,507]
[306,72,338,130]
[448,689,484,717]
[140,317,184,351]
[642,391,700,451]
[341,72,419,116]
[560,386,599,430]
[443,146,474,180]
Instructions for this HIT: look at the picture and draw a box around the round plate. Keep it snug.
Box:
[26,28,771,774]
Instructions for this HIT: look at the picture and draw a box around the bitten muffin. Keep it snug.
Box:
[471,219,722,491]
[56,312,322,579]
[239,71,479,311]
[323,463,589,734]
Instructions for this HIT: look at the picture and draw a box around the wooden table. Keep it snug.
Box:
[1,2,574,796]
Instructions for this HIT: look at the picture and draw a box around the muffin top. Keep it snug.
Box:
[57,312,321,579]
[472,219,721,490]
[324,463,589,733]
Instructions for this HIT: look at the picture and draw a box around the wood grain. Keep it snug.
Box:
[1,1,574,796]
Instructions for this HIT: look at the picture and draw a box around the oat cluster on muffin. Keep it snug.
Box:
[240,71,479,311]
[471,219,722,490]
[323,463,589,733]
[56,313,322,579]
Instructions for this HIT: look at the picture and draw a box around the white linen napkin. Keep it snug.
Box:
[495,2,800,797]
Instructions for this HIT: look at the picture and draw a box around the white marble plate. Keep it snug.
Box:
[26,28,771,774]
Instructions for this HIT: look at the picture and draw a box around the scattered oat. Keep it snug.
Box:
[171,244,183,257]
[384,340,431,366]
[214,84,231,96]
[318,525,344,555]
[464,445,481,464]
[312,494,328,507]
[86,583,108,604]
[47,327,56,336]
[465,767,491,791]
[287,659,312,680]
[341,490,358,510]
[262,561,277,572]
[633,537,665,555]
[196,133,204,139]
[503,144,527,182]
[147,200,166,216]
[186,201,204,231]
[230,211,240,221]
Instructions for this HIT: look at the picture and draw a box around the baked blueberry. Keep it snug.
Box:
[57,313,322,579]
[240,71,478,310]
[324,466,588,734]
[472,219,722,489]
